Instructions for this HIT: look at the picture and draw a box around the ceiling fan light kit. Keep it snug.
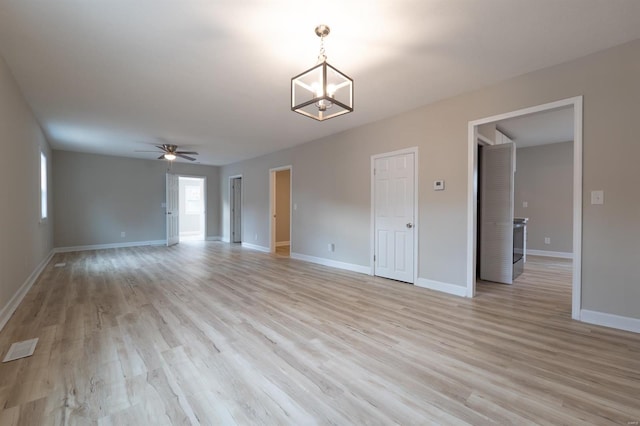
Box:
[145,144,199,161]
[291,25,353,121]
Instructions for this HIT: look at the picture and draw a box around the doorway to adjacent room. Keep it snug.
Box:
[468,97,582,319]
[270,166,292,256]
[178,176,206,241]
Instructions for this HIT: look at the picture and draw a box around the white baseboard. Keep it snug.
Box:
[54,240,166,253]
[241,242,270,253]
[527,249,573,259]
[415,278,468,297]
[0,250,55,332]
[290,252,370,275]
[580,309,640,334]
[276,241,290,247]
[206,236,222,241]
[221,237,231,243]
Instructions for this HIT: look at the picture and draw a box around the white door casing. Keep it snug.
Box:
[166,173,179,246]
[373,151,415,284]
[479,143,515,284]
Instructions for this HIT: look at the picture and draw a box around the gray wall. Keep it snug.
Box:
[0,55,53,321]
[221,39,640,320]
[53,151,220,247]
[275,169,290,243]
[515,142,573,253]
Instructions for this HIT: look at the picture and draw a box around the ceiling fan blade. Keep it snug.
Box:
[157,154,166,160]
[177,154,196,161]
[135,150,163,152]
[155,145,167,151]
[176,151,199,155]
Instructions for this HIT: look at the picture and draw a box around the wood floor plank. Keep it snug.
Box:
[1,243,639,424]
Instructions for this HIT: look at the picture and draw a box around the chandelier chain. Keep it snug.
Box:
[317,35,327,63]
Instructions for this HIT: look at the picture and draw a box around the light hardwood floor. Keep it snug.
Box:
[275,245,290,257]
[0,244,639,425]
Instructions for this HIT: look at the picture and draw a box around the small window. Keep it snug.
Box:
[40,151,47,220]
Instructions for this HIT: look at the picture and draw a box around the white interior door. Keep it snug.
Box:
[479,143,515,284]
[231,177,242,243]
[374,152,415,283]
[166,173,179,246]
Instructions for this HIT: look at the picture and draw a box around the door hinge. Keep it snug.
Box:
[373,168,376,175]
[373,255,376,262]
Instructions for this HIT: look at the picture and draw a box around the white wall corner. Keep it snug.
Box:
[580,310,640,334]
[54,240,166,253]
[415,278,468,297]
[241,242,271,253]
[0,250,55,332]
[290,252,370,275]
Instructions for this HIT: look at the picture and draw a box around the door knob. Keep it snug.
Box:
[406,223,413,229]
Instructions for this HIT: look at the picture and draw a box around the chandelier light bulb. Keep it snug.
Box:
[164,153,176,161]
[312,82,323,97]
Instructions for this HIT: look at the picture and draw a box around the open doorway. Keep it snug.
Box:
[468,97,583,319]
[229,175,242,243]
[269,166,292,256]
[178,176,206,241]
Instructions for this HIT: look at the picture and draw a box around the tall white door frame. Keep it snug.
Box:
[467,96,583,320]
[229,175,243,243]
[370,147,419,283]
[269,166,293,254]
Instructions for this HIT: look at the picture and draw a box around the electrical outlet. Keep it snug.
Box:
[523,201,528,208]
[591,190,604,205]
[544,237,551,245]
[254,233,258,241]
[121,231,126,238]
[328,243,335,252]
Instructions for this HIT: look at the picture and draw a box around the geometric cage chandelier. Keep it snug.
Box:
[291,25,354,121]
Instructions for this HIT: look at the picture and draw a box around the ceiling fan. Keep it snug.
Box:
[138,144,199,161]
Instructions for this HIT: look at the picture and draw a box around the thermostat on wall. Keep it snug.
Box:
[433,180,445,191]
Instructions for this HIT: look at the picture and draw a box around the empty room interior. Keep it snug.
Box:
[1,1,640,424]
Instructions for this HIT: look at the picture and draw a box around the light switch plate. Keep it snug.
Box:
[433,180,445,191]
[591,190,604,205]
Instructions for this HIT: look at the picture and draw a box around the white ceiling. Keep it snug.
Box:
[497,107,574,148]
[0,1,639,165]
